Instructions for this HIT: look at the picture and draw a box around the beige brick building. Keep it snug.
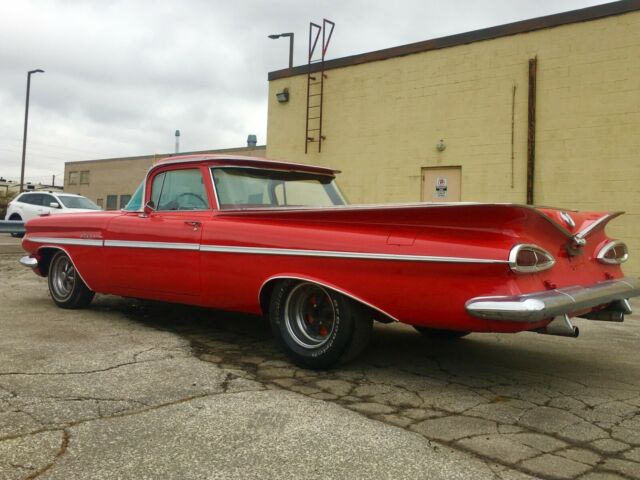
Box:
[266,1,640,277]
[64,145,266,210]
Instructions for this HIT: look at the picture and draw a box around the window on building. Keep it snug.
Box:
[106,195,118,210]
[68,171,78,185]
[96,198,104,209]
[80,170,90,185]
[119,194,131,209]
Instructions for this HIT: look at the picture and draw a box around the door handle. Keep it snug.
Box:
[184,221,201,230]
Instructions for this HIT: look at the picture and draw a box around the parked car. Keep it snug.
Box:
[18,155,639,368]
[6,191,101,223]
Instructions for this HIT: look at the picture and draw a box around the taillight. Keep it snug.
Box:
[597,240,628,265]
[509,244,555,273]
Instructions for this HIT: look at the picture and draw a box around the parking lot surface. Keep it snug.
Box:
[1,237,639,479]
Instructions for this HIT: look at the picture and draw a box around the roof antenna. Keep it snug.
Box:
[174,129,181,153]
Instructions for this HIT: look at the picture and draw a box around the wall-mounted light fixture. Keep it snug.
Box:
[276,88,289,103]
[436,139,446,152]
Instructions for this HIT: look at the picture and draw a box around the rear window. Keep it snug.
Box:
[211,168,345,209]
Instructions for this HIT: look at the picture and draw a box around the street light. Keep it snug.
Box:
[20,69,45,193]
[268,32,294,69]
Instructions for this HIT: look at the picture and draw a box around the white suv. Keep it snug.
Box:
[5,191,101,225]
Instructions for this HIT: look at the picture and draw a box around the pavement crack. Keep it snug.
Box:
[0,358,165,377]
[23,429,69,480]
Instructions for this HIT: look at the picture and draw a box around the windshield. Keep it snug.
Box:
[58,195,101,210]
[123,181,144,211]
[211,167,346,209]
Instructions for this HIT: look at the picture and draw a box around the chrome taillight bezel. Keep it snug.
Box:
[596,240,629,265]
[509,244,556,274]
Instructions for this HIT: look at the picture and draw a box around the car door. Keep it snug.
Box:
[104,166,211,300]
[39,193,58,215]
[20,193,44,220]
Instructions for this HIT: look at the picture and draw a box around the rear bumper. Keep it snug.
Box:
[465,277,639,322]
[19,255,38,269]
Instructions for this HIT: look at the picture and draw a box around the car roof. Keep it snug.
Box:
[152,154,340,176]
[20,192,83,198]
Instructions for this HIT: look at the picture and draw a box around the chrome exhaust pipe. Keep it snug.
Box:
[536,314,579,338]
[579,310,624,322]
[578,300,630,322]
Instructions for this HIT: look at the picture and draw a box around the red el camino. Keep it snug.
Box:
[19,155,640,368]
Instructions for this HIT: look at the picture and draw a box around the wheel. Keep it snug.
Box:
[414,326,470,339]
[269,280,372,369]
[9,214,24,238]
[47,251,95,309]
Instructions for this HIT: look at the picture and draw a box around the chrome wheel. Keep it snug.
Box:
[50,254,76,302]
[284,283,336,349]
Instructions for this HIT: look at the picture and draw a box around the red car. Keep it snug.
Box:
[19,155,639,368]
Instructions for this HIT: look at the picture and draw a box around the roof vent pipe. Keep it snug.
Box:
[247,134,257,148]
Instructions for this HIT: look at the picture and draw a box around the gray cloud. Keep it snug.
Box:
[0,0,606,182]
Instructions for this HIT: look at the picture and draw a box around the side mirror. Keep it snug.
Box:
[49,202,60,208]
[143,200,156,215]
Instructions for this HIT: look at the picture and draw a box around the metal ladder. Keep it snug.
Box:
[305,19,335,154]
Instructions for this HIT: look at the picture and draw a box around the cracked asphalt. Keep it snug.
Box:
[1,237,640,479]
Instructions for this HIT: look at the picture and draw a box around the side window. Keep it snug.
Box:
[22,194,43,206]
[41,194,57,207]
[150,169,208,211]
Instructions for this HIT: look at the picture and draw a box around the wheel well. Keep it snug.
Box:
[259,277,395,323]
[9,213,21,220]
[36,247,62,277]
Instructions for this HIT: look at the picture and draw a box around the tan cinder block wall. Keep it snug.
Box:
[267,13,640,278]
[63,146,266,208]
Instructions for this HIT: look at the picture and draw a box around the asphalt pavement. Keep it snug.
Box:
[1,235,639,479]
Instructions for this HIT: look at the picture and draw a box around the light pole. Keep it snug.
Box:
[20,69,45,193]
[268,33,294,69]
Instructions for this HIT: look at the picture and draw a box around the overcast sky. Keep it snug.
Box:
[0,0,608,184]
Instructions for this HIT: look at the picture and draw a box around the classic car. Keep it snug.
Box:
[19,154,640,368]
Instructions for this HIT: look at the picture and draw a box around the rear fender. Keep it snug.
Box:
[258,274,398,323]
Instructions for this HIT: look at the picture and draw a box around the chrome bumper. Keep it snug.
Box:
[19,255,38,269]
[465,277,639,322]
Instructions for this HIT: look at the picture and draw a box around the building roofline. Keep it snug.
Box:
[64,145,266,166]
[268,0,640,81]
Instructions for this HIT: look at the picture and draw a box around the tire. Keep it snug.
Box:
[269,280,372,369]
[47,251,95,309]
[8,214,24,238]
[414,326,470,339]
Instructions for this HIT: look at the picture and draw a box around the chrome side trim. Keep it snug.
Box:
[559,211,575,228]
[200,244,507,264]
[574,213,623,241]
[104,240,199,251]
[19,255,38,268]
[466,277,640,322]
[26,236,104,247]
[25,236,507,263]
[258,274,400,322]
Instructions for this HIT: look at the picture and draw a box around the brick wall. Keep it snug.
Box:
[267,12,640,278]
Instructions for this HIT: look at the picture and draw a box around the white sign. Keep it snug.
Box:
[435,177,448,198]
